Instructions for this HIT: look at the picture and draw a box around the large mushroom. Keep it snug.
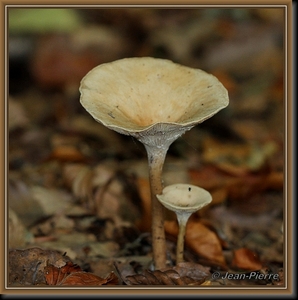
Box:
[79,57,229,270]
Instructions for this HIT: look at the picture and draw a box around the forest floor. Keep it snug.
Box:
[7,7,286,291]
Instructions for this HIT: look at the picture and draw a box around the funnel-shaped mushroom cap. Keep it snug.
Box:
[79,57,229,148]
[156,183,212,215]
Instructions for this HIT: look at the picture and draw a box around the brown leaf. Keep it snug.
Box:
[227,172,283,205]
[63,163,142,224]
[8,208,32,248]
[272,269,284,286]
[59,271,118,286]
[135,177,152,232]
[45,261,118,286]
[46,145,88,163]
[201,137,251,176]
[125,263,210,286]
[31,34,99,91]
[165,220,226,266]
[8,97,29,131]
[173,262,211,282]
[152,270,177,285]
[211,69,238,95]
[189,164,237,195]
[8,247,72,286]
[63,163,95,210]
[201,136,278,175]
[208,187,228,206]
[159,270,184,285]
[44,261,82,285]
[232,247,263,271]
[189,163,283,208]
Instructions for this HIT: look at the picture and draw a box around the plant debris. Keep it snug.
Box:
[7,7,286,288]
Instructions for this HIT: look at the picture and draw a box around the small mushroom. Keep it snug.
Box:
[157,183,212,265]
[79,57,229,269]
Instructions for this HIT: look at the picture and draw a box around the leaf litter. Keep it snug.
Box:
[7,8,285,287]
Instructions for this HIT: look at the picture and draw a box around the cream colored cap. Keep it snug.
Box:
[79,57,229,136]
[156,183,212,214]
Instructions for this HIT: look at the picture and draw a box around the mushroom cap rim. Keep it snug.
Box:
[81,106,227,135]
[156,184,212,214]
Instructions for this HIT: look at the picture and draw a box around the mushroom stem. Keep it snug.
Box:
[175,212,192,264]
[145,144,168,270]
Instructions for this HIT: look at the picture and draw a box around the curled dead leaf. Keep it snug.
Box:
[8,247,72,286]
[125,262,210,286]
[189,163,283,208]
[58,271,118,286]
[232,247,263,271]
[63,163,95,210]
[44,261,118,286]
[165,219,226,266]
[44,261,82,285]
[46,145,88,163]
[201,136,278,175]
[63,163,142,224]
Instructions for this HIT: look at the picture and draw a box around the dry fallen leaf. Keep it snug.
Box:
[60,271,119,286]
[124,262,210,285]
[172,262,211,284]
[165,219,226,266]
[46,145,88,163]
[232,247,263,271]
[201,136,278,175]
[189,164,237,192]
[63,163,142,224]
[8,247,72,286]
[44,261,119,286]
[31,34,99,91]
[8,97,29,131]
[63,163,96,210]
[135,177,152,232]
[189,163,283,206]
[272,268,284,286]
[211,69,238,95]
[44,260,82,285]
[8,208,33,248]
